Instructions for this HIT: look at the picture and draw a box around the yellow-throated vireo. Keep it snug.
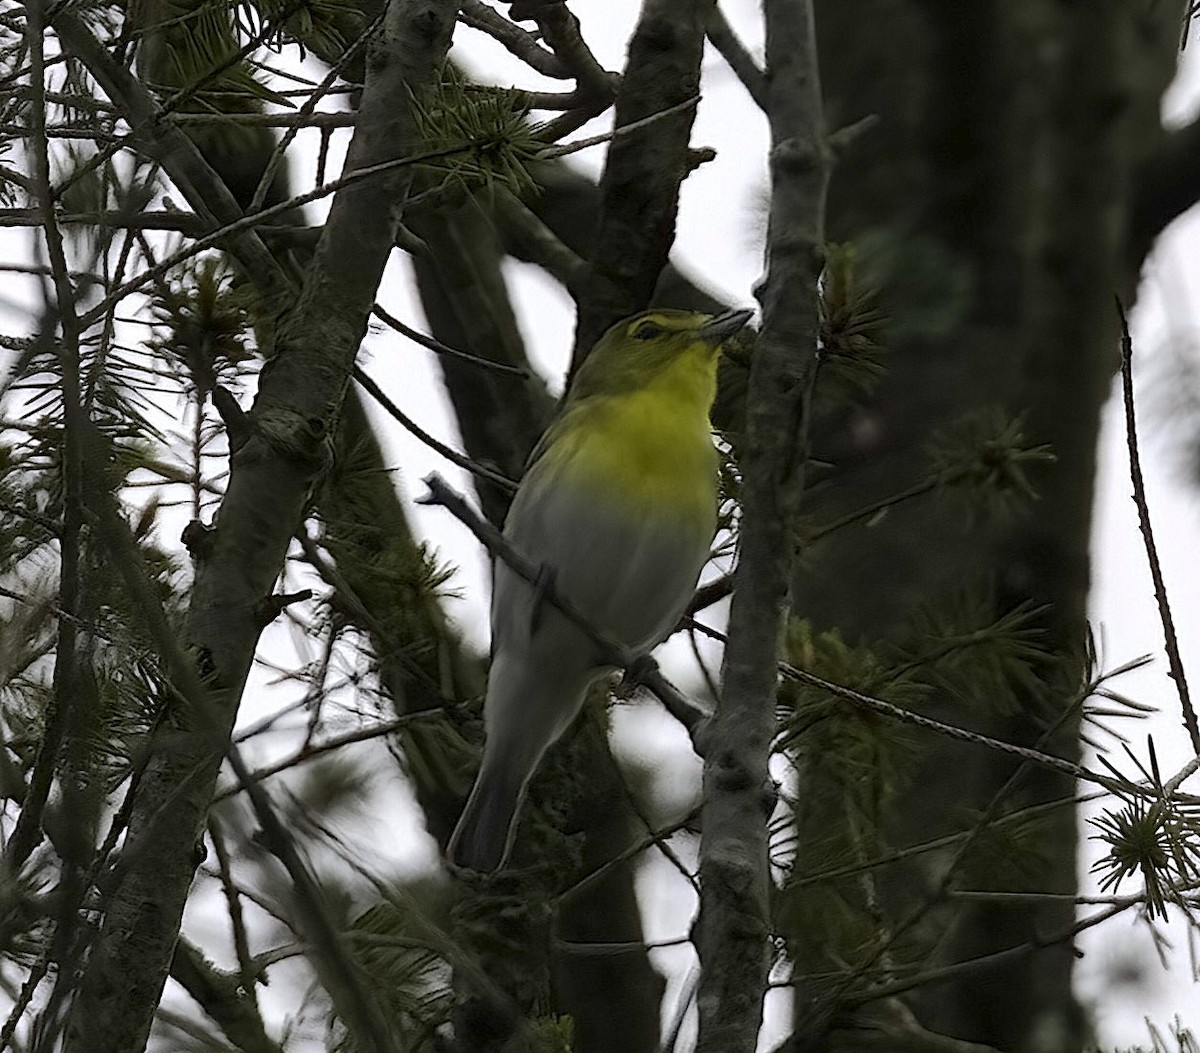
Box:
[447,307,753,872]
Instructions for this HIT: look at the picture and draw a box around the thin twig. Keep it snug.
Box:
[686,617,1144,798]
[85,447,398,1053]
[370,303,529,375]
[206,817,260,1010]
[556,812,700,909]
[247,4,388,214]
[539,95,700,159]
[841,900,1135,1006]
[52,0,311,204]
[820,690,1093,1007]
[3,0,86,876]
[788,791,1102,889]
[213,712,447,801]
[686,476,946,617]
[74,137,529,331]
[1117,300,1200,756]
[352,367,518,493]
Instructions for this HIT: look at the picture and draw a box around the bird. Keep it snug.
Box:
[447,307,753,872]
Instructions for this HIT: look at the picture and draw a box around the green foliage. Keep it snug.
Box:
[408,70,540,203]
[928,405,1056,518]
[338,889,455,1052]
[777,621,923,817]
[817,242,887,401]
[950,799,1055,894]
[133,0,292,111]
[245,0,366,59]
[149,256,255,393]
[894,593,1054,716]
[1090,744,1200,921]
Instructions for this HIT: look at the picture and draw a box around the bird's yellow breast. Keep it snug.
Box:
[551,345,720,520]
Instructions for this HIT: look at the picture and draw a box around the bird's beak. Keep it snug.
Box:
[699,308,754,345]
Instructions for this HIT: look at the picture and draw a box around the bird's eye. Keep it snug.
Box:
[632,320,663,341]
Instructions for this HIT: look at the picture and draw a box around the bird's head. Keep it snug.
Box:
[567,308,754,403]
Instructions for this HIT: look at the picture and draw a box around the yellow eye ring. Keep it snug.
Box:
[632,320,663,341]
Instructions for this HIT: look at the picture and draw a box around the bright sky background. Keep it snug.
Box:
[3,1,1200,1048]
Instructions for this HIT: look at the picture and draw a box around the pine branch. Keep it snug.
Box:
[3,0,87,877]
[353,366,519,493]
[59,1,463,1047]
[247,3,389,213]
[213,710,449,802]
[48,9,289,304]
[73,438,399,1053]
[371,302,530,376]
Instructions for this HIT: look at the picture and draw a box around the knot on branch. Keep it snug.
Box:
[253,589,314,628]
[211,385,251,453]
[686,146,717,173]
[255,407,333,470]
[181,520,216,561]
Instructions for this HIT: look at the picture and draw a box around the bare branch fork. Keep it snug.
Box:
[1116,300,1200,757]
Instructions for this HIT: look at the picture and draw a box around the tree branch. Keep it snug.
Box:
[572,0,715,358]
[48,8,289,305]
[696,0,828,1047]
[420,474,709,737]
[458,0,567,77]
[170,939,283,1053]
[706,5,767,109]
[61,2,461,1048]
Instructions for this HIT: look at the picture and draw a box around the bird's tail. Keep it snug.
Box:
[446,762,525,873]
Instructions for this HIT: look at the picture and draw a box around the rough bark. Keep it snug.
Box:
[61,3,460,1049]
[572,0,716,358]
[695,0,827,1049]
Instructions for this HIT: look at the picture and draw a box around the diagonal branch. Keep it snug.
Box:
[458,0,566,77]
[706,5,767,109]
[60,2,462,1049]
[170,939,282,1053]
[49,9,289,305]
[420,473,708,736]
